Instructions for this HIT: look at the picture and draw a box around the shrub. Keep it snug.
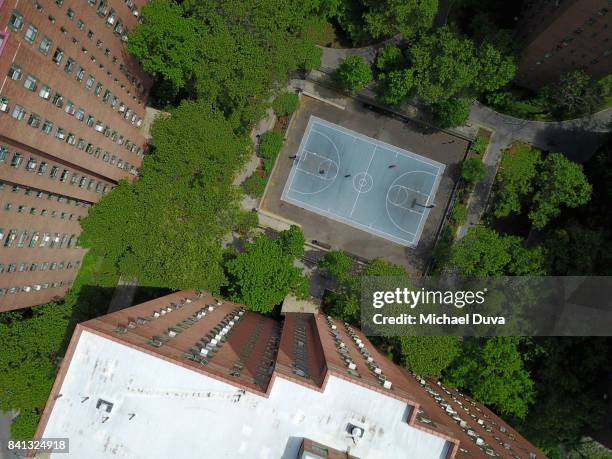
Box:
[450,204,468,227]
[259,131,284,160]
[462,157,486,184]
[433,98,471,128]
[273,92,300,117]
[334,55,373,92]
[243,174,267,197]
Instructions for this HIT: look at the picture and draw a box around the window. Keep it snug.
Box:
[55,128,66,140]
[97,0,109,17]
[102,89,111,103]
[95,121,104,132]
[49,165,59,179]
[4,203,12,211]
[7,264,16,273]
[75,108,85,121]
[8,64,22,80]
[11,105,26,121]
[94,83,103,96]
[39,85,52,100]
[24,75,38,91]
[4,229,17,247]
[64,58,76,74]
[39,37,52,55]
[0,147,7,162]
[8,11,24,31]
[41,120,54,134]
[26,157,37,171]
[76,67,86,82]
[66,8,75,20]
[60,169,69,182]
[0,97,9,113]
[77,138,86,150]
[52,48,64,65]
[24,24,38,44]
[17,205,25,214]
[86,115,95,127]
[66,133,76,145]
[65,101,76,115]
[79,176,87,188]
[17,231,29,248]
[77,19,86,30]
[37,161,48,175]
[11,152,23,168]
[85,75,95,89]
[27,113,41,128]
[52,93,64,108]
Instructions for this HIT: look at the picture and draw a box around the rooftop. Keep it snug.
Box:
[35,291,544,459]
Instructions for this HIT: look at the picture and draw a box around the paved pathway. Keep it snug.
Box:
[457,103,612,238]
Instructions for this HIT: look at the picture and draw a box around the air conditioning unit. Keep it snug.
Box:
[374,367,382,375]
[383,380,392,390]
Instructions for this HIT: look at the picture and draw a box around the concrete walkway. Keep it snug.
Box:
[457,103,612,238]
[319,36,401,73]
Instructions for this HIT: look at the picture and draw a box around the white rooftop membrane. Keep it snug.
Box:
[42,330,450,459]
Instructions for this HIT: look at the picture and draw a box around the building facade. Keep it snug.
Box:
[0,0,150,311]
[35,291,545,459]
[515,0,612,89]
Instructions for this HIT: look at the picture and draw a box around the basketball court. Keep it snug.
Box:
[281,116,445,247]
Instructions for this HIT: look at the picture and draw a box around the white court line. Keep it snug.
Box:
[349,145,377,217]
[283,194,417,244]
[282,117,316,203]
[310,116,445,175]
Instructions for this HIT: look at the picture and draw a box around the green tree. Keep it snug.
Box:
[529,153,591,230]
[376,69,414,106]
[445,337,535,419]
[409,27,479,104]
[375,46,405,73]
[449,204,468,226]
[319,250,353,283]
[399,336,460,377]
[335,0,437,43]
[243,174,267,197]
[363,0,437,39]
[127,0,200,89]
[272,92,300,117]
[461,157,486,183]
[493,142,541,218]
[81,100,250,293]
[279,225,305,258]
[325,258,406,323]
[259,131,284,161]
[433,98,471,128]
[184,0,323,126]
[542,70,602,118]
[334,55,373,92]
[473,42,516,94]
[450,227,545,276]
[225,230,308,313]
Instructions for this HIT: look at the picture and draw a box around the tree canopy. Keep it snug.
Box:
[225,228,308,313]
[542,70,603,118]
[529,153,592,230]
[334,55,373,92]
[445,337,535,419]
[334,0,437,44]
[450,227,546,276]
[81,100,251,293]
[400,336,460,378]
[127,0,200,89]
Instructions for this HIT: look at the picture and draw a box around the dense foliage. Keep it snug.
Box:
[272,92,300,117]
[335,0,438,44]
[225,226,309,313]
[450,227,545,276]
[461,157,486,183]
[334,55,373,92]
[130,0,322,121]
[432,98,471,128]
[81,101,251,293]
[399,336,460,378]
[0,252,118,439]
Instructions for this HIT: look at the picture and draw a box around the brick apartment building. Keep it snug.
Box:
[35,291,545,458]
[0,0,150,311]
[515,0,612,89]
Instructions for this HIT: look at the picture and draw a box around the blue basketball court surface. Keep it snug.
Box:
[281,116,445,247]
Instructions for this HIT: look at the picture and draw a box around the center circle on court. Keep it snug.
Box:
[353,172,374,193]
